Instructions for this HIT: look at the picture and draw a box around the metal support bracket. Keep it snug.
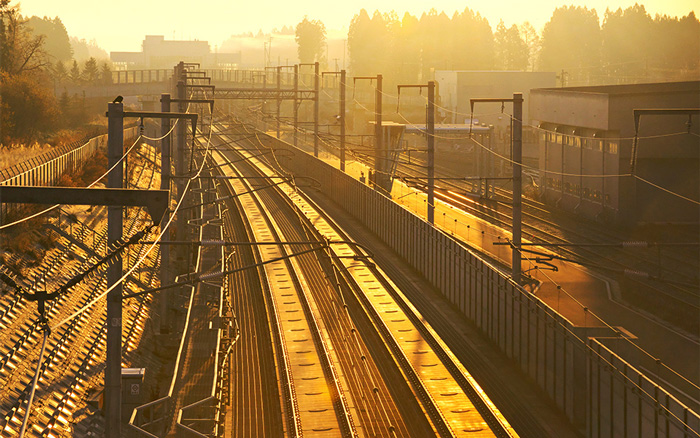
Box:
[0,186,168,224]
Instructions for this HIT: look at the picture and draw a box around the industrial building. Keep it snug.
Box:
[110,35,241,69]
[435,70,556,167]
[530,81,700,224]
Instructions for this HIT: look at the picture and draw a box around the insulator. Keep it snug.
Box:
[622,241,648,248]
[200,271,224,280]
[624,269,649,279]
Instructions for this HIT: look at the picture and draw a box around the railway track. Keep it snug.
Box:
[212,130,361,437]
[208,118,518,437]
[394,150,700,315]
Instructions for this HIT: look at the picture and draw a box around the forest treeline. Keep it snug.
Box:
[344,4,699,85]
[1,1,110,144]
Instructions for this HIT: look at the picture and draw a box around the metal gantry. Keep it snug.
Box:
[470,93,524,285]
[397,81,436,223]
[104,100,198,438]
[354,75,383,189]
[322,69,347,171]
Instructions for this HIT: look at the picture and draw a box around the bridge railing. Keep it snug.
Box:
[206,68,323,89]
[175,396,218,438]
[264,129,700,438]
[111,69,172,85]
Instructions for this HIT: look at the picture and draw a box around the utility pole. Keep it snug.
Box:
[105,101,124,438]
[340,69,346,172]
[159,94,171,334]
[314,62,319,157]
[512,93,523,285]
[471,93,523,284]
[375,74,382,188]
[354,75,383,190]
[293,64,299,147]
[322,69,346,171]
[397,81,435,223]
[299,62,321,156]
[276,66,281,139]
[105,102,196,434]
[176,79,186,266]
[427,81,435,224]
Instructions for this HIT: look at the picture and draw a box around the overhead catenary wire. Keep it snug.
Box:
[230,103,700,434]
[214,113,406,429]
[512,242,700,395]
[2,89,203,231]
[253,102,700,276]
[51,89,216,331]
[257,89,700,208]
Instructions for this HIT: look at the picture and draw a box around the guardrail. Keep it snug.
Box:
[176,396,218,437]
[266,130,700,438]
[129,396,172,437]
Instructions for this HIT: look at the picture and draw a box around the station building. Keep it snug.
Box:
[530,81,699,225]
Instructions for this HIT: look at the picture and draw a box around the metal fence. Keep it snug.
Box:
[0,127,138,220]
[269,134,700,438]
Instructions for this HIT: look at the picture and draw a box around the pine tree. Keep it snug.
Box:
[54,60,67,83]
[82,57,98,83]
[69,60,81,83]
[100,62,112,84]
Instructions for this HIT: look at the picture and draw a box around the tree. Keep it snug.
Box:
[450,8,495,70]
[25,16,72,62]
[348,9,373,75]
[539,6,602,85]
[393,12,421,82]
[519,22,540,71]
[494,21,528,70]
[100,62,112,85]
[82,56,98,83]
[0,72,59,142]
[650,12,700,78]
[53,59,67,83]
[0,6,49,75]
[601,5,653,81]
[69,36,108,62]
[295,16,326,64]
[69,59,80,83]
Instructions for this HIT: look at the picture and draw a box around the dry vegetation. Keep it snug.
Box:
[0,150,107,274]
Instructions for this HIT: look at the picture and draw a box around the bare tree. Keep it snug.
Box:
[1,5,49,75]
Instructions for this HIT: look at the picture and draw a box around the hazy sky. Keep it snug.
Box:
[19,0,697,53]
